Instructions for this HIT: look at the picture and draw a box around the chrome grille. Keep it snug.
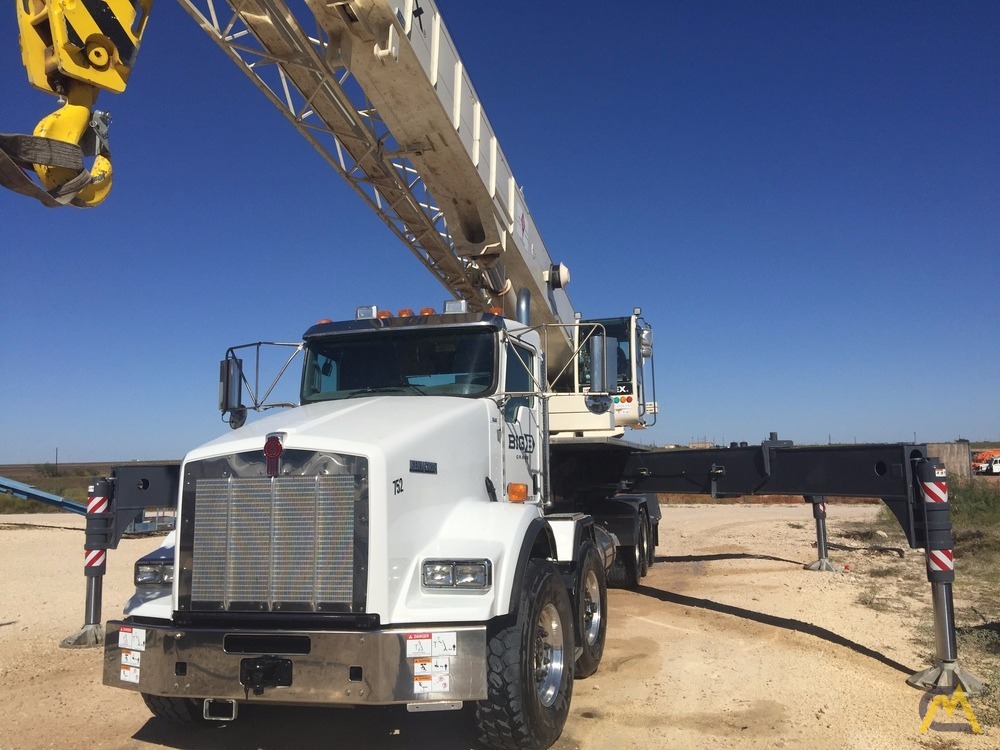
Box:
[191,474,359,611]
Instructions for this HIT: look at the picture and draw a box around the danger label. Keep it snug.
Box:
[405,632,432,658]
[118,626,146,652]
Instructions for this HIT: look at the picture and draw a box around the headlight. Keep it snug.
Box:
[135,561,174,586]
[422,559,491,589]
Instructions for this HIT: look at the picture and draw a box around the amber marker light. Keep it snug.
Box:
[507,483,528,502]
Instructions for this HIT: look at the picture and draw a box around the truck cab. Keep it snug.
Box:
[975,456,1000,475]
[104,303,623,749]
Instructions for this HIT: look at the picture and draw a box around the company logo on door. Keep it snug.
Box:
[507,433,535,454]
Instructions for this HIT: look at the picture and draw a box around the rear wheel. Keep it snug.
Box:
[607,541,641,590]
[645,517,657,570]
[637,510,650,577]
[574,542,607,679]
[476,560,574,750]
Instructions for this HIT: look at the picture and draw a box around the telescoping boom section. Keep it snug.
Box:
[176,0,580,373]
[8,0,581,375]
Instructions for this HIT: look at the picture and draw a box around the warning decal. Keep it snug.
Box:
[432,632,457,656]
[120,665,140,684]
[121,650,141,668]
[413,657,432,675]
[432,656,450,675]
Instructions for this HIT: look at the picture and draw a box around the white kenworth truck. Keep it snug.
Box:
[103,299,659,750]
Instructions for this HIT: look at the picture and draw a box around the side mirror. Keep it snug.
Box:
[639,327,653,359]
[219,358,247,429]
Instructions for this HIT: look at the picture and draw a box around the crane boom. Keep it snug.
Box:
[177,0,577,368]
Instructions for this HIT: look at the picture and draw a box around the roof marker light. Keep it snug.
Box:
[398,308,414,317]
[419,307,435,316]
[376,310,393,319]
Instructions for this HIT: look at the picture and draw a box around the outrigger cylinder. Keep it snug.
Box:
[906,460,984,694]
[803,495,837,572]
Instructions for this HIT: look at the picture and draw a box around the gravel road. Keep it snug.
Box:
[0,504,991,749]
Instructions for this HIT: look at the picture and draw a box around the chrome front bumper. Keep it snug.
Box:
[103,620,487,705]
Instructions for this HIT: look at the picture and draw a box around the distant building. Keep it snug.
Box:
[927,442,972,482]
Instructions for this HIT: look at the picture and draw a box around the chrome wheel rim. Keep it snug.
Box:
[533,602,565,707]
[582,568,602,646]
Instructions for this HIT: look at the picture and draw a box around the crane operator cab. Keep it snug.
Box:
[573,312,655,434]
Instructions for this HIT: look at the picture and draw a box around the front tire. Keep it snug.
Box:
[574,542,608,679]
[476,560,574,750]
[141,694,213,726]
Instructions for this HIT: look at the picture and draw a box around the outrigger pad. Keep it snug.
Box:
[908,661,986,696]
[804,558,838,572]
[0,133,89,207]
[60,623,104,649]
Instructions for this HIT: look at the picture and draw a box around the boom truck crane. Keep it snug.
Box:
[3,0,985,747]
[7,1,659,747]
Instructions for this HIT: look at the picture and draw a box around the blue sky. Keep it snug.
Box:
[1,1,998,463]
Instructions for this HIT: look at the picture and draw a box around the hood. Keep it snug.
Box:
[186,396,491,461]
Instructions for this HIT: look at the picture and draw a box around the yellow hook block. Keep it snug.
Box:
[32,80,113,205]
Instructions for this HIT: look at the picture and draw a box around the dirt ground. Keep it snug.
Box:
[0,504,993,749]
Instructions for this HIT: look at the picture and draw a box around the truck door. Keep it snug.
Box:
[502,341,542,502]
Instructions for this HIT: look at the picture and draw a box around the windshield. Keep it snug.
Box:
[301,326,497,403]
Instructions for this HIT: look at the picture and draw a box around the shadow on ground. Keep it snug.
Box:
[132,702,482,750]
[635,583,917,675]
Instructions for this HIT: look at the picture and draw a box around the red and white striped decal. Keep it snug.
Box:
[85,549,106,568]
[87,495,108,514]
[920,481,948,504]
[927,548,954,572]
[818,502,826,514]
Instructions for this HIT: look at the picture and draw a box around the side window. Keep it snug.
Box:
[504,344,534,422]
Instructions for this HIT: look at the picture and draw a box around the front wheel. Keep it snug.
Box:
[476,560,574,750]
[141,694,215,726]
